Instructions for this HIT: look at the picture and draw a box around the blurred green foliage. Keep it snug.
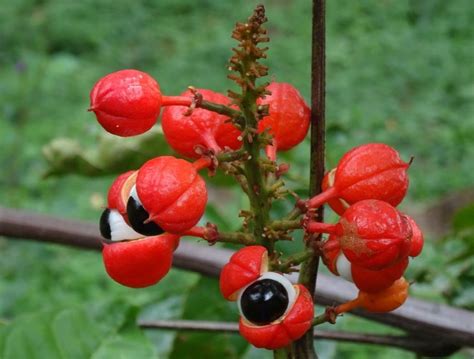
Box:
[1,0,473,358]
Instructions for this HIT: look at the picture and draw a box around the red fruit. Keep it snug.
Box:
[162,89,242,158]
[130,156,207,234]
[336,277,409,314]
[309,200,412,270]
[257,82,310,159]
[107,170,137,220]
[322,235,408,293]
[322,169,348,215]
[351,258,408,293]
[308,143,410,209]
[89,69,163,137]
[239,284,314,349]
[220,246,269,300]
[102,233,179,288]
[404,215,424,257]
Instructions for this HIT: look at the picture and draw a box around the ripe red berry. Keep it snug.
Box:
[106,170,137,221]
[322,235,408,293]
[220,245,269,300]
[100,171,142,242]
[127,156,207,235]
[308,200,412,270]
[308,143,410,209]
[257,82,310,160]
[102,233,179,288]
[89,69,163,137]
[239,284,314,349]
[162,89,242,158]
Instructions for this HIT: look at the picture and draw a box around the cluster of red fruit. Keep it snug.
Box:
[306,143,423,308]
[89,68,424,350]
[90,69,310,289]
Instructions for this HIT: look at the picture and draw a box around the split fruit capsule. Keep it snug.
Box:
[162,88,242,158]
[322,235,408,293]
[308,143,410,210]
[307,200,413,270]
[220,246,314,349]
[99,171,179,288]
[127,156,208,235]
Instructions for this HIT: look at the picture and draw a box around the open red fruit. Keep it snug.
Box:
[308,200,412,270]
[127,156,207,235]
[162,88,241,158]
[239,284,314,349]
[257,82,310,161]
[106,170,137,221]
[322,235,408,293]
[102,233,179,288]
[220,245,268,301]
[308,143,410,209]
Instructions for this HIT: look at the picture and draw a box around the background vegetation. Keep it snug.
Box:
[1,0,473,358]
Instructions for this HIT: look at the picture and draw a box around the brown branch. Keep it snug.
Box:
[294,0,326,357]
[137,319,459,356]
[0,207,473,354]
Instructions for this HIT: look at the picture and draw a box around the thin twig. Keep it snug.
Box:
[137,319,458,356]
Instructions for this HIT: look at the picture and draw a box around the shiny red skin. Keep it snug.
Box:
[135,156,207,234]
[90,69,162,137]
[107,170,136,217]
[322,169,348,216]
[351,258,408,293]
[257,82,310,151]
[404,215,424,257]
[162,89,242,158]
[102,234,179,288]
[322,235,408,293]
[220,246,268,301]
[334,143,409,206]
[336,200,412,270]
[239,285,314,349]
[321,234,340,275]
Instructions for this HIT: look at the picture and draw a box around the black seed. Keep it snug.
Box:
[240,278,289,326]
[99,209,112,239]
[126,196,164,236]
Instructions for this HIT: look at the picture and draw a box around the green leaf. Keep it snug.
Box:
[92,306,157,359]
[0,305,157,359]
[168,277,248,359]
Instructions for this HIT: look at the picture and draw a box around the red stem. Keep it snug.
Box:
[161,95,193,107]
[183,226,206,238]
[192,157,212,171]
[307,186,338,208]
[335,297,361,314]
[306,221,338,234]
